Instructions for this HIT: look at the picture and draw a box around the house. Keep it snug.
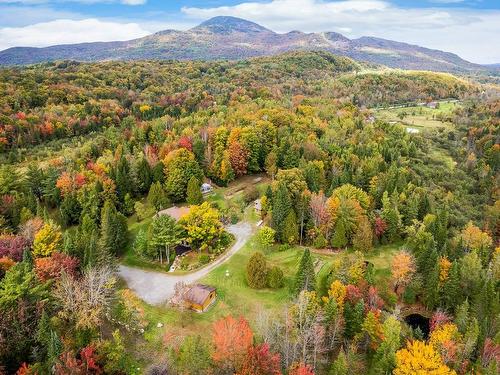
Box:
[426,101,438,109]
[201,183,213,195]
[184,284,216,312]
[156,206,190,221]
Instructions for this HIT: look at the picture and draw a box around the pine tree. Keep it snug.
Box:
[331,221,348,248]
[148,181,168,212]
[344,300,365,339]
[423,259,440,310]
[114,156,131,203]
[282,210,298,245]
[381,190,402,242]
[99,200,128,256]
[329,349,348,375]
[293,248,316,295]
[136,158,152,194]
[186,176,203,205]
[246,252,268,289]
[271,182,291,242]
[373,316,401,374]
[442,260,461,312]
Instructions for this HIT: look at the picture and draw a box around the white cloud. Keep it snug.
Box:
[0,0,146,4]
[0,18,150,51]
[181,0,500,63]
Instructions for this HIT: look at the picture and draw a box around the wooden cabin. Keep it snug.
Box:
[184,284,216,312]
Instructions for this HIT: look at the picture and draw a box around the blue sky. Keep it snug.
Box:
[0,1,499,63]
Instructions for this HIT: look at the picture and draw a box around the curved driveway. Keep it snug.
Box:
[118,222,253,305]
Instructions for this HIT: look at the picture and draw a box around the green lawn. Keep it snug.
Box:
[375,100,460,132]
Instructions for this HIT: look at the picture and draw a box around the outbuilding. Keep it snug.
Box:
[184,284,217,312]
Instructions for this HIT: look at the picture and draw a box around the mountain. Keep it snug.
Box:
[0,16,485,72]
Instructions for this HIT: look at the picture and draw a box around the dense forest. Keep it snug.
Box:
[0,51,498,374]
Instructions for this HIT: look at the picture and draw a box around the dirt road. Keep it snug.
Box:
[118,221,252,305]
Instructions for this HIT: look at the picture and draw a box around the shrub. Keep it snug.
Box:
[246,252,268,289]
[198,253,210,265]
[313,233,327,249]
[243,185,259,204]
[267,266,284,289]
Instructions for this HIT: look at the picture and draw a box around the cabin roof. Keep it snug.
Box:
[157,206,190,221]
[184,284,216,305]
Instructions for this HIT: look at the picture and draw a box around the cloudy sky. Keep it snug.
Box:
[0,0,499,63]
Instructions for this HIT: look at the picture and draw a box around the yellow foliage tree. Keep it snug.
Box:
[323,280,347,310]
[32,221,63,257]
[179,202,225,252]
[438,257,452,284]
[391,250,416,293]
[394,340,456,375]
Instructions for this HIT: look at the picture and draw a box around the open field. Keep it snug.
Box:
[374,100,460,132]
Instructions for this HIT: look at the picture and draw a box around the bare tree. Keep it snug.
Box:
[54,265,116,330]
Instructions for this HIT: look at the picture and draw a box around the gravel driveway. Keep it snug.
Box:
[118,221,253,305]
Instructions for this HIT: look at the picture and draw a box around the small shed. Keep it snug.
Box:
[254,199,262,212]
[426,101,438,109]
[201,183,213,195]
[184,284,216,312]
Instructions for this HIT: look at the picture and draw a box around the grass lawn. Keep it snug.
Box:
[375,100,460,132]
[126,235,402,364]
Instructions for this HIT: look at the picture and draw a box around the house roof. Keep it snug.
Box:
[184,284,216,305]
[157,206,190,221]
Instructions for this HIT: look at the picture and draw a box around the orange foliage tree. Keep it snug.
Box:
[212,315,254,372]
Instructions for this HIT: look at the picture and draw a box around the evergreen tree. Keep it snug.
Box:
[114,156,131,203]
[148,181,169,212]
[442,261,461,312]
[186,176,203,205]
[381,190,402,242]
[99,200,128,256]
[60,193,81,226]
[344,300,365,339]
[136,158,152,195]
[282,210,298,245]
[271,182,291,242]
[373,316,401,374]
[331,221,348,248]
[246,252,268,289]
[329,349,348,375]
[423,259,440,310]
[293,248,316,295]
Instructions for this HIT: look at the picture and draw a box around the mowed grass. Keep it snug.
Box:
[375,101,460,131]
[131,234,401,356]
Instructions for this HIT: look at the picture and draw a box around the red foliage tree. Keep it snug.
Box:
[429,310,452,332]
[35,252,79,282]
[0,235,29,261]
[212,315,254,371]
[178,136,193,151]
[238,343,281,375]
[288,363,315,375]
[345,284,363,304]
[55,346,102,374]
[374,216,387,238]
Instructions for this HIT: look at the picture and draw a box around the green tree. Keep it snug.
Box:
[186,176,203,205]
[282,210,298,245]
[148,181,169,212]
[246,252,268,289]
[164,148,203,202]
[100,330,135,374]
[99,200,128,256]
[271,182,291,242]
[344,300,365,339]
[373,316,401,374]
[442,261,461,311]
[256,226,276,250]
[294,248,316,295]
[148,214,182,265]
[329,349,348,375]
[381,190,402,242]
[172,335,212,375]
[135,157,152,195]
[267,266,284,289]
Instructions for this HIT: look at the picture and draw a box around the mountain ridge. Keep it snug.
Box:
[0,16,486,72]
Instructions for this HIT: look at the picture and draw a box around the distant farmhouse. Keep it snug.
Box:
[184,284,217,312]
[201,183,213,195]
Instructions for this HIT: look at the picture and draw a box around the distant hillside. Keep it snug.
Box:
[0,16,487,72]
